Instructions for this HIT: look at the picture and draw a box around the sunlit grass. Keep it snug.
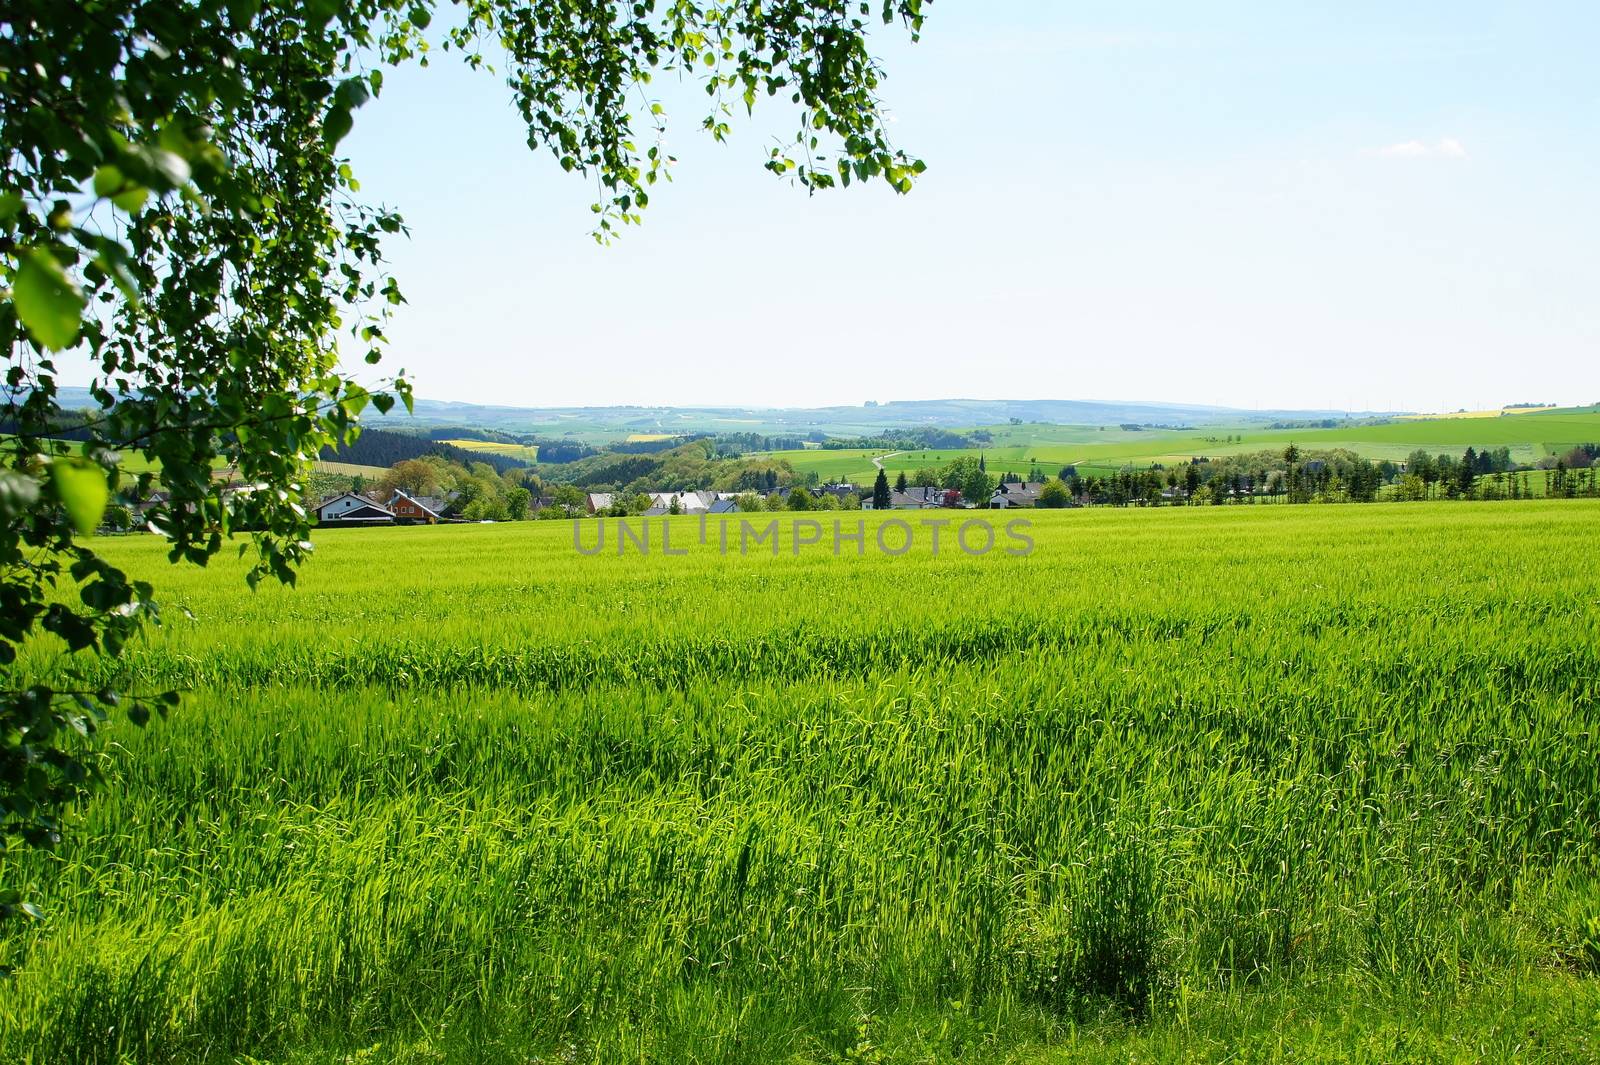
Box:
[2,503,1598,1063]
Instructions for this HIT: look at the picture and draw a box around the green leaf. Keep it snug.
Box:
[323,78,372,148]
[95,245,142,305]
[144,148,192,190]
[333,77,371,112]
[0,469,42,523]
[114,186,150,213]
[323,107,355,148]
[0,191,22,224]
[92,164,124,198]
[48,458,108,535]
[14,248,86,350]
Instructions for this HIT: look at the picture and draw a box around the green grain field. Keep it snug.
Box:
[4,504,1599,1063]
[439,438,542,463]
[313,459,390,479]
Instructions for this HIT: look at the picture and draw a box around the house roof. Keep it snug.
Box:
[707,499,739,514]
[886,489,941,508]
[319,492,394,516]
[387,489,444,516]
[894,486,946,504]
[994,481,1042,504]
[647,491,709,512]
[322,501,394,522]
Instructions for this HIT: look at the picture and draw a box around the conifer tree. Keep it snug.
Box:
[1459,448,1478,497]
[873,469,893,509]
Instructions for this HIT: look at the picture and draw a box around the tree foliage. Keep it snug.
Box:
[1037,478,1070,509]
[1,0,928,916]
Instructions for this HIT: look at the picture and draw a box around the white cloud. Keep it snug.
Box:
[1367,137,1468,159]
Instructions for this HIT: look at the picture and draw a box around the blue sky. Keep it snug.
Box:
[342,2,1600,413]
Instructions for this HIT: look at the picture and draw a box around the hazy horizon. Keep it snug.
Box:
[50,3,1600,416]
[46,383,1595,420]
[330,3,1600,414]
[396,392,1588,418]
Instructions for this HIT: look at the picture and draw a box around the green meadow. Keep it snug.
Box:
[744,446,896,482]
[741,410,1600,485]
[3,503,1599,1063]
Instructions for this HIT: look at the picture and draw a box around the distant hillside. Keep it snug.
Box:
[44,386,1397,441]
[321,428,531,475]
[389,396,1385,437]
[534,440,803,493]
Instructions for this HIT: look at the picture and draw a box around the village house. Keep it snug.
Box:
[129,490,171,525]
[989,481,1043,508]
[863,486,944,510]
[647,490,712,513]
[315,492,395,525]
[386,489,446,524]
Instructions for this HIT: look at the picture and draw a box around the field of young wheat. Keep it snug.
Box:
[3,503,1599,1063]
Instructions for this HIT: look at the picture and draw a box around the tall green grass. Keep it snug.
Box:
[3,503,1598,1062]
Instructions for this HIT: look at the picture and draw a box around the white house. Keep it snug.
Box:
[647,491,710,513]
[316,492,394,524]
